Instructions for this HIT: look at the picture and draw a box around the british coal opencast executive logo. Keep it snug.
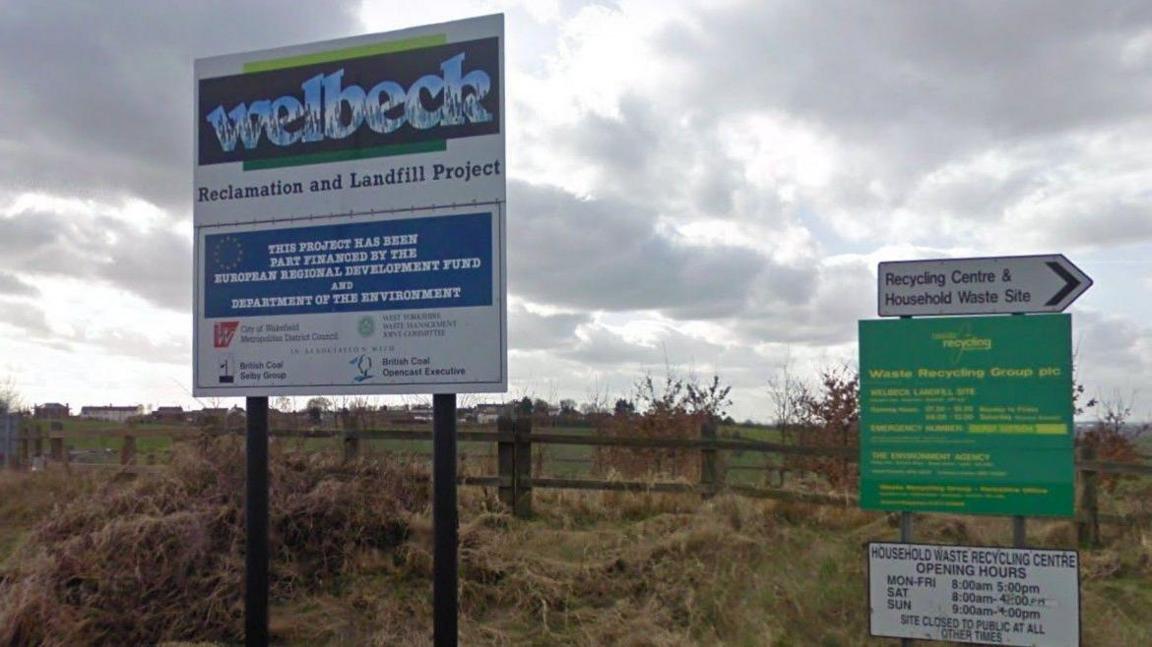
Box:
[351,354,374,383]
[198,36,501,171]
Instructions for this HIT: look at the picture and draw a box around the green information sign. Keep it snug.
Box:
[859,314,1074,517]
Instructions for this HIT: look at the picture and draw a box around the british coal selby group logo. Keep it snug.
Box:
[214,321,240,348]
[198,38,501,167]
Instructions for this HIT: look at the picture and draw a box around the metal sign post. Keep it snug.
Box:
[900,511,913,647]
[245,396,269,647]
[433,394,459,646]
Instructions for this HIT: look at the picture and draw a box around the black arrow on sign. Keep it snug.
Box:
[1045,261,1083,307]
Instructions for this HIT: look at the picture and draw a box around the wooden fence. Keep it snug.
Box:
[13,418,1152,545]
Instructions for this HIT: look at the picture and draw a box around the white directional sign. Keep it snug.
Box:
[878,254,1092,317]
[869,542,1080,647]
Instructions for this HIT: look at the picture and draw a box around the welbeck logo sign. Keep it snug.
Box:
[198,38,500,168]
[194,15,507,397]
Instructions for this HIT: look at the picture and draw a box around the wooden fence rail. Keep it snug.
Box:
[15,418,1152,544]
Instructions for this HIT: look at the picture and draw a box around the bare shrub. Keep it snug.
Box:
[0,437,429,646]
[782,367,859,491]
[1079,393,1149,492]
[0,375,21,414]
[594,372,731,481]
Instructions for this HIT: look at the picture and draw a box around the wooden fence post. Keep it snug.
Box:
[1077,443,1100,548]
[497,416,516,511]
[50,437,65,463]
[343,415,361,461]
[514,417,533,518]
[18,419,28,462]
[700,418,721,497]
[121,435,137,466]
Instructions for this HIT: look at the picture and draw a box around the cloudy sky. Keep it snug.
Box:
[2,0,1151,421]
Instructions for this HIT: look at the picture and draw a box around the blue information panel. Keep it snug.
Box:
[204,213,492,318]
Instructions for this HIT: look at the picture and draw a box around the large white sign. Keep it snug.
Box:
[878,255,1092,317]
[193,15,506,396]
[869,542,1080,646]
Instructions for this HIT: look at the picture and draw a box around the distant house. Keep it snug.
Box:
[152,406,186,423]
[193,408,228,424]
[79,405,145,423]
[34,402,70,420]
[474,403,506,424]
[410,404,433,422]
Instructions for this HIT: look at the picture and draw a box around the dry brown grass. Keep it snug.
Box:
[0,437,428,646]
[1,441,1150,646]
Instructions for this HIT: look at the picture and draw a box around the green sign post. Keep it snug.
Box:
[859,314,1074,517]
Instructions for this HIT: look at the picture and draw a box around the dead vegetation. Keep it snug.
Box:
[0,437,1150,646]
[594,372,731,481]
[0,438,428,646]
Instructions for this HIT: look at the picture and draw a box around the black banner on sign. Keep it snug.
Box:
[198,38,501,167]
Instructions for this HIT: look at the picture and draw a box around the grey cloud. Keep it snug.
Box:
[0,1,360,211]
[559,326,662,366]
[508,303,591,351]
[76,329,190,367]
[0,212,60,253]
[95,225,192,312]
[552,93,758,224]
[1034,196,1152,250]
[563,96,660,184]
[557,323,734,370]
[0,302,52,337]
[509,180,769,316]
[1074,310,1152,380]
[0,297,187,364]
[643,1,1152,250]
[660,2,1152,143]
[0,272,39,297]
[729,259,875,346]
[0,209,191,311]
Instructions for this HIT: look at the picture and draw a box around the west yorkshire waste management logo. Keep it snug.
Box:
[198,35,500,170]
[357,316,375,338]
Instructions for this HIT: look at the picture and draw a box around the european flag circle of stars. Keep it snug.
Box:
[212,236,244,271]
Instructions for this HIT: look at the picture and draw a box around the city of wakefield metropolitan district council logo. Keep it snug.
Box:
[214,321,240,348]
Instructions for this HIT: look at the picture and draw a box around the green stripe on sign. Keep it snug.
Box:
[242,140,446,171]
[242,34,448,73]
